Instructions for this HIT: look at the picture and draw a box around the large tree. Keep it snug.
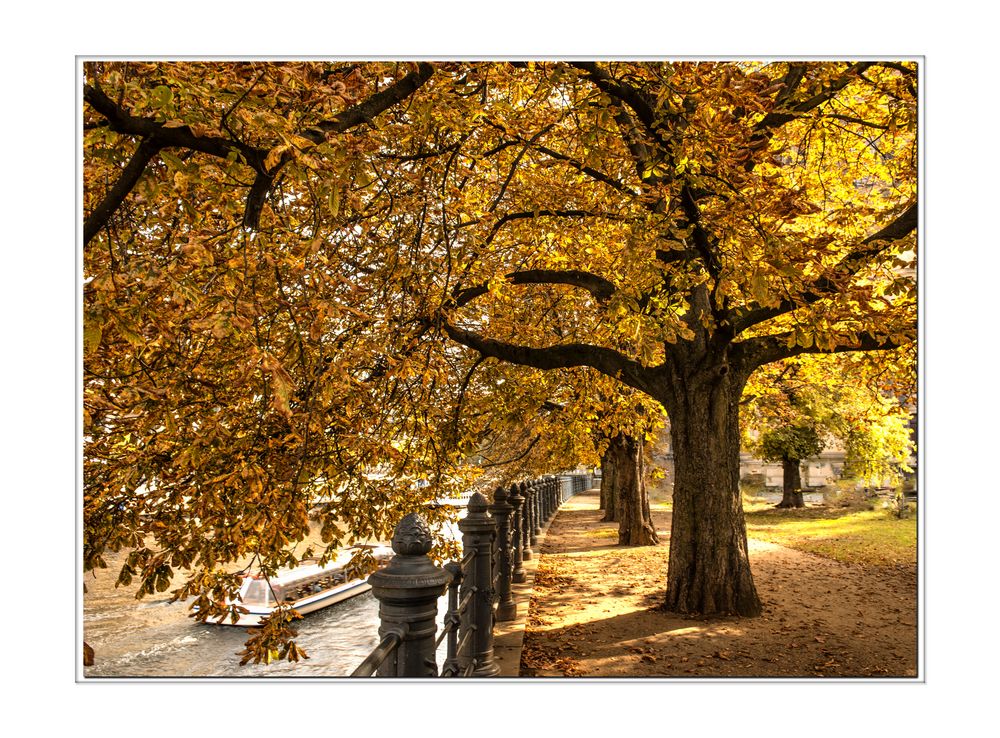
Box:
[84,61,917,626]
[423,62,917,615]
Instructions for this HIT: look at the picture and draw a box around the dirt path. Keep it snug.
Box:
[520,491,917,678]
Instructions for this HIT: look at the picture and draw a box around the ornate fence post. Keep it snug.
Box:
[546,476,555,519]
[530,480,541,544]
[458,492,501,676]
[490,486,517,621]
[510,482,527,582]
[521,480,541,548]
[367,513,451,677]
[519,480,533,561]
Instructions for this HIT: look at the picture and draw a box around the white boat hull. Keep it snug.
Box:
[204,579,374,627]
[199,546,392,627]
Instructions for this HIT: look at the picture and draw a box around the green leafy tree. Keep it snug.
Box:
[755,422,826,508]
[744,354,915,507]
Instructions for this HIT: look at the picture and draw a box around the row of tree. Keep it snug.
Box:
[84,61,917,661]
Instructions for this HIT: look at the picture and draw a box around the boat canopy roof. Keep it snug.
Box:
[253,545,392,588]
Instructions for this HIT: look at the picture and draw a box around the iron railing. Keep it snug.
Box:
[350,472,593,677]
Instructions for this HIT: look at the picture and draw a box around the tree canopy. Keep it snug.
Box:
[84,60,917,657]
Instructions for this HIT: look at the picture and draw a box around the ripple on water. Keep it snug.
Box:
[85,588,393,677]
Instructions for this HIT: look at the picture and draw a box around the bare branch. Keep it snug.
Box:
[84,64,436,232]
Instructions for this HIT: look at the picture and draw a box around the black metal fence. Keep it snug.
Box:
[351,472,592,677]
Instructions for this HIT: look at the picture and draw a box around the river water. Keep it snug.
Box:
[83,548,388,677]
[83,518,464,678]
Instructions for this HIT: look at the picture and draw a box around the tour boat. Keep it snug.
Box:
[202,545,394,627]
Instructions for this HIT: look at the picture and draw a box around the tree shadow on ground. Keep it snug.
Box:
[743,502,883,523]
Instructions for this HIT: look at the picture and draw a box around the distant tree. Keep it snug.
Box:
[755,422,825,508]
[744,354,915,507]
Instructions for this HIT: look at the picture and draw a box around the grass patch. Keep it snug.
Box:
[744,505,916,568]
[587,528,620,539]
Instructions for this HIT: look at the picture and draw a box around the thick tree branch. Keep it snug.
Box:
[739,330,909,369]
[243,62,436,228]
[655,247,700,264]
[772,63,808,108]
[303,62,435,140]
[564,63,660,181]
[441,322,657,396]
[84,84,263,166]
[740,62,877,174]
[678,185,722,280]
[84,63,435,232]
[755,62,877,132]
[84,137,163,245]
[612,107,656,182]
[451,269,618,307]
[570,62,658,132]
[733,202,918,333]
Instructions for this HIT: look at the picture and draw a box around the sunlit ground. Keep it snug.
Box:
[521,491,917,677]
[743,504,917,568]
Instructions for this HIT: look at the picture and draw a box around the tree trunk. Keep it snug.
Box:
[658,363,763,617]
[605,433,658,545]
[599,444,617,522]
[776,459,805,508]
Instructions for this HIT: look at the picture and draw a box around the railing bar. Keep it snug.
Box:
[434,618,458,649]
[455,625,476,655]
[455,587,476,615]
[349,629,405,677]
[461,659,477,677]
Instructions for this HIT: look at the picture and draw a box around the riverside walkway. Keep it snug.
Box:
[490,488,589,675]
